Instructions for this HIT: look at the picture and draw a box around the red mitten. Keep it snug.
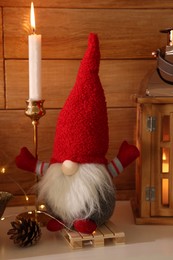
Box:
[107,141,140,177]
[15,147,49,176]
[15,147,37,173]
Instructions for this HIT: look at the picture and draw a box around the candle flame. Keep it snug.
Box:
[1,167,6,174]
[30,2,36,33]
[162,152,166,161]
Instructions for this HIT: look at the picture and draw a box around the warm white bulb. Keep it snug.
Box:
[25,196,29,201]
[1,167,5,174]
[39,204,46,210]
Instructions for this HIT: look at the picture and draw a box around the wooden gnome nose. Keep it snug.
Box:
[61,160,79,176]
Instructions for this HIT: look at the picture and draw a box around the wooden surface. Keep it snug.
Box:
[1,0,173,8]
[0,0,172,205]
[137,97,173,104]
[136,103,152,218]
[3,8,170,59]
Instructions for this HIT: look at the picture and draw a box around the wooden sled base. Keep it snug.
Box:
[61,221,125,249]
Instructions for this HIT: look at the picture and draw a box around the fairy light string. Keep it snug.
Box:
[0,167,29,203]
[1,210,75,232]
[0,167,75,232]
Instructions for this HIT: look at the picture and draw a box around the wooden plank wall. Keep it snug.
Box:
[0,0,172,205]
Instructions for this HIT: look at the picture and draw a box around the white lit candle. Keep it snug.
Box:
[162,179,169,206]
[162,151,169,173]
[29,2,42,100]
[170,30,173,46]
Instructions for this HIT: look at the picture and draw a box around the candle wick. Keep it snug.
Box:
[32,28,36,34]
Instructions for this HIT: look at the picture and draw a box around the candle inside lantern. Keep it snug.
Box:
[162,148,169,173]
[162,150,169,173]
[170,30,173,46]
[29,2,42,100]
[162,179,169,206]
[161,149,169,206]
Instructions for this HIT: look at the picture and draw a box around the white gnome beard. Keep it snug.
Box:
[37,163,115,227]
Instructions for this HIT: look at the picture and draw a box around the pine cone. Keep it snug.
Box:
[7,218,41,247]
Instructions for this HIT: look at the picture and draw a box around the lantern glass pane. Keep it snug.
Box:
[161,115,170,142]
[162,178,169,206]
[161,148,169,173]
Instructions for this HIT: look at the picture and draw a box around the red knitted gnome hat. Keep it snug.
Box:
[51,33,109,164]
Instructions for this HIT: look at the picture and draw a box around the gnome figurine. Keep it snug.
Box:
[16,33,139,234]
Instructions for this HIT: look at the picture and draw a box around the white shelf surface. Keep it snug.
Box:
[1,201,173,260]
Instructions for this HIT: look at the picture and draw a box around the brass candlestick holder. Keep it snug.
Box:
[17,100,48,225]
[25,99,46,159]
[25,99,46,210]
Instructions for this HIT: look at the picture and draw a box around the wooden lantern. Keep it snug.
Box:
[133,96,173,224]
